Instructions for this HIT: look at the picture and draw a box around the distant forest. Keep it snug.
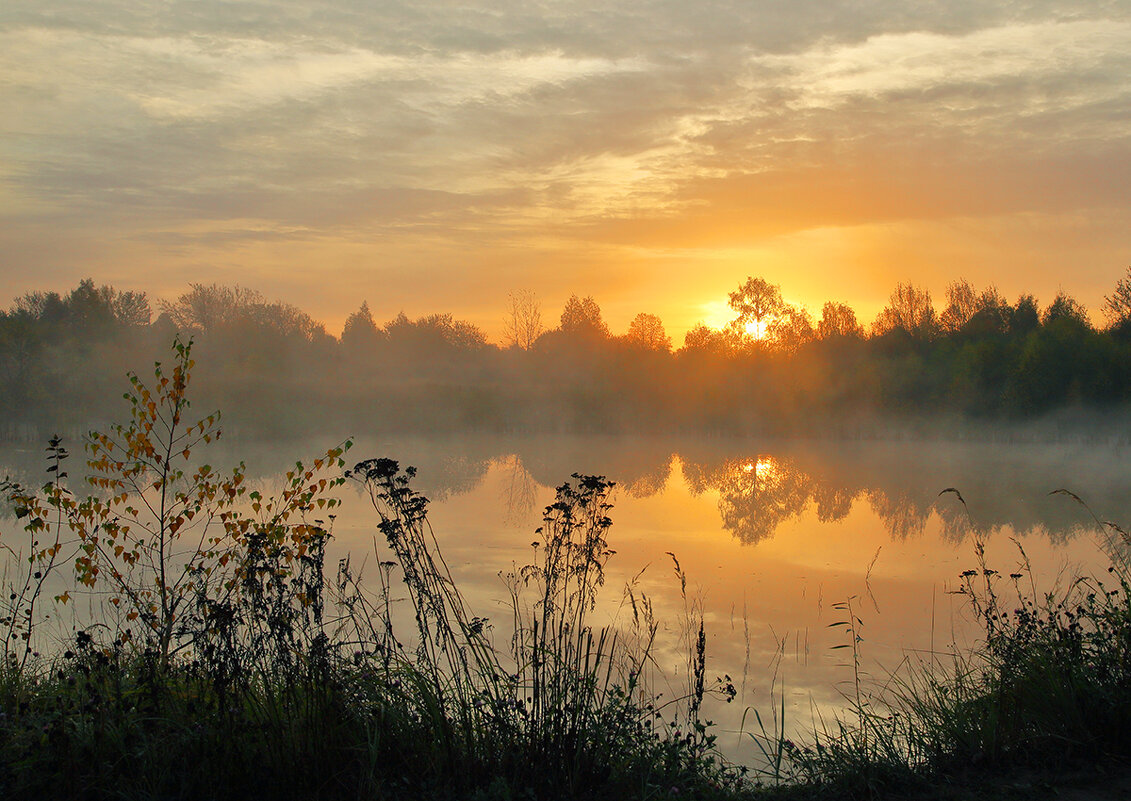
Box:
[2,273,1130,439]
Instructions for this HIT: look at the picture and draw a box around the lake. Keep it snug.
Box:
[2,433,1126,768]
[324,435,1127,766]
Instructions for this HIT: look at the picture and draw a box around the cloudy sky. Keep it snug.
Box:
[2,1,1129,340]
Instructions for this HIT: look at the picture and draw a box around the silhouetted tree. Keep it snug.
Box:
[1009,294,1041,337]
[1007,311,1111,412]
[939,279,979,334]
[1102,268,1131,327]
[2,272,1129,439]
[817,301,863,339]
[502,290,543,350]
[161,284,264,332]
[767,305,814,354]
[559,295,609,338]
[727,277,784,339]
[65,279,117,338]
[13,290,65,323]
[624,312,671,351]
[961,287,1010,339]
[341,301,383,357]
[680,323,739,355]
[0,308,40,414]
[385,312,487,351]
[873,283,937,341]
[112,291,152,327]
[1042,291,1090,327]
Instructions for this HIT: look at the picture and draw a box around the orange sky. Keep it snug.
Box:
[1,4,1129,343]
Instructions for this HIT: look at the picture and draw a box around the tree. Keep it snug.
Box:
[66,279,117,337]
[623,312,671,351]
[112,290,152,327]
[420,313,488,350]
[872,283,937,340]
[251,300,327,341]
[727,277,784,338]
[8,339,350,665]
[160,284,326,348]
[160,284,265,333]
[1102,267,1131,327]
[961,286,1010,338]
[1006,313,1111,412]
[502,290,543,350]
[384,311,487,352]
[1042,291,1090,327]
[816,301,863,340]
[1010,294,1041,336]
[681,323,730,355]
[939,279,979,334]
[14,290,66,324]
[940,281,1012,338]
[560,295,609,338]
[767,305,814,353]
[341,301,382,355]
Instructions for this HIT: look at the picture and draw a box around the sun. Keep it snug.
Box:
[744,320,768,339]
[740,457,777,478]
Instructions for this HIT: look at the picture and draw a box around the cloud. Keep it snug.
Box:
[1,1,1129,331]
[756,20,1131,108]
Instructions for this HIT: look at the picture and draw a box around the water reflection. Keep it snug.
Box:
[2,436,1127,543]
[669,443,1126,545]
[356,437,1129,546]
[3,434,1126,771]
[681,456,810,544]
[495,453,537,523]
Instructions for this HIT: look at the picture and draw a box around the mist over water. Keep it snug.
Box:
[7,432,1114,767]
[318,434,1124,765]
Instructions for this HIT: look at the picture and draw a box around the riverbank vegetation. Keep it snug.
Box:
[0,345,742,799]
[2,273,1131,439]
[750,525,1131,799]
[1,345,1130,799]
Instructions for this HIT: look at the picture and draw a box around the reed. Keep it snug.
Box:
[755,516,1131,798]
[0,459,744,799]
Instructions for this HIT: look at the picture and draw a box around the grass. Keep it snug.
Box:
[0,459,747,800]
[743,497,1131,800]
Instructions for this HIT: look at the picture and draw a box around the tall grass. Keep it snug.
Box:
[0,457,744,800]
[341,459,742,798]
[753,500,1131,799]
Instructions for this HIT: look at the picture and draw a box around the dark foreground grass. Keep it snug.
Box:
[747,519,1131,800]
[0,463,748,801]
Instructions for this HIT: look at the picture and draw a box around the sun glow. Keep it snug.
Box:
[744,320,768,339]
[740,458,778,478]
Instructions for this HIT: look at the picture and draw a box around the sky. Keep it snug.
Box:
[2,1,1129,341]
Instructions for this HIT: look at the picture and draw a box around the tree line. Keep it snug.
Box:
[2,272,1130,438]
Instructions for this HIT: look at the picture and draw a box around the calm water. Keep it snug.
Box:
[3,434,1126,766]
[332,435,1126,765]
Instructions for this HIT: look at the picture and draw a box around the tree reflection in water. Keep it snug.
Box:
[622,455,673,499]
[3,436,1125,546]
[496,453,538,524]
[867,489,931,541]
[675,443,1119,545]
[683,456,814,544]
